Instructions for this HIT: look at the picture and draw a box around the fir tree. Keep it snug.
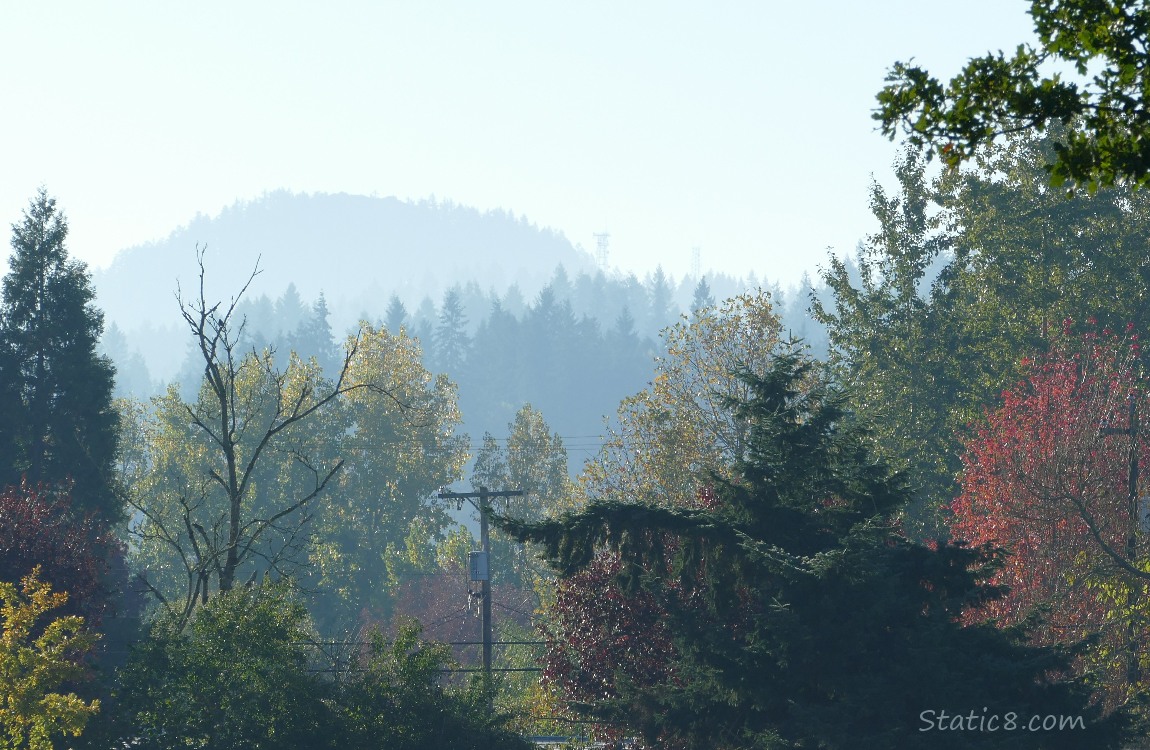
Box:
[433,287,470,370]
[500,349,1133,748]
[288,292,339,375]
[383,294,408,334]
[99,322,153,399]
[647,265,675,332]
[274,282,307,337]
[0,190,120,525]
[690,276,715,314]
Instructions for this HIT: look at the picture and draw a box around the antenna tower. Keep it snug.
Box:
[691,246,701,279]
[593,232,610,271]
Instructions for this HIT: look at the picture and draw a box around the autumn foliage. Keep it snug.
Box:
[952,323,1150,708]
[0,567,100,750]
[0,482,120,625]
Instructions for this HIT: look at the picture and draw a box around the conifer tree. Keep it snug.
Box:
[274,283,307,337]
[690,276,714,314]
[383,294,408,333]
[646,265,675,332]
[0,190,119,525]
[501,350,1133,748]
[434,287,470,370]
[288,292,339,375]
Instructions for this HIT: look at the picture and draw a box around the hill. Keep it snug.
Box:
[93,190,595,336]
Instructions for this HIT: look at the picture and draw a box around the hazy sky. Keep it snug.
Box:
[0,2,1035,287]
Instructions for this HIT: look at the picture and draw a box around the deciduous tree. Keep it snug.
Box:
[815,152,959,535]
[876,0,1150,191]
[952,324,1150,711]
[503,351,1132,748]
[336,620,532,750]
[0,484,118,625]
[112,583,329,750]
[527,292,784,738]
[0,568,100,750]
[472,404,574,590]
[111,583,530,750]
[818,136,1150,534]
[582,290,785,509]
[128,254,377,628]
[308,323,467,627]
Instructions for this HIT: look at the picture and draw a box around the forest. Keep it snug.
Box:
[12,3,1150,748]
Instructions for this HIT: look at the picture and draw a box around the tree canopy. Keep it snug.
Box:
[0,190,120,525]
[501,350,1132,748]
[0,568,100,750]
[876,0,1150,191]
[108,583,529,750]
[819,135,1150,534]
[952,325,1150,713]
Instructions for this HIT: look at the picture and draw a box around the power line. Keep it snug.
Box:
[437,486,523,697]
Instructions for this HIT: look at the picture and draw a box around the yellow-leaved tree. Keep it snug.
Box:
[0,568,99,750]
[580,289,786,508]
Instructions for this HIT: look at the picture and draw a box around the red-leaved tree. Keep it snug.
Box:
[0,482,120,625]
[952,322,1150,710]
[538,490,721,749]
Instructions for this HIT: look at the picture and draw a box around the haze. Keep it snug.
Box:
[0,1,1034,284]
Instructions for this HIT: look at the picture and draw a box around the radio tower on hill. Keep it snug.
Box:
[594,232,610,272]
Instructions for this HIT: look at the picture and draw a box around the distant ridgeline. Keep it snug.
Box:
[93,191,831,467]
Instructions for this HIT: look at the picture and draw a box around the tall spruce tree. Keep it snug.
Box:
[383,294,408,334]
[433,287,470,371]
[0,190,119,525]
[501,349,1133,748]
[288,292,340,375]
[690,276,715,314]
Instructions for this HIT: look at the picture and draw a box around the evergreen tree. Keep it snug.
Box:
[99,323,153,399]
[611,305,638,341]
[411,297,437,356]
[502,283,526,318]
[646,265,676,332]
[233,293,276,349]
[288,292,340,375]
[433,287,470,371]
[0,334,22,472]
[460,299,524,432]
[0,190,120,525]
[690,276,715,314]
[548,264,574,303]
[274,283,307,338]
[383,294,408,333]
[502,350,1133,748]
[522,287,578,413]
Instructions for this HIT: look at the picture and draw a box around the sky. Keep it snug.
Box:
[0,2,1037,288]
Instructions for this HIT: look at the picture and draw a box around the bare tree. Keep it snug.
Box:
[129,251,394,627]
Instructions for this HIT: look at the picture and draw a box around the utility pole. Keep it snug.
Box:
[1102,395,1143,687]
[437,486,524,683]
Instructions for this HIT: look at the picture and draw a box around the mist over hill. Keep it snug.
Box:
[92,189,832,458]
[93,190,596,338]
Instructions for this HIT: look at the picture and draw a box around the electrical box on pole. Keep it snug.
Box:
[469,551,490,581]
[436,484,524,704]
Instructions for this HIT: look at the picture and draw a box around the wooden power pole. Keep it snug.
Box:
[437,486,523,682]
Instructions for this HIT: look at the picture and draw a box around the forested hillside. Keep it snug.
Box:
[20,2,1150,743]
[93,194,833,462]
